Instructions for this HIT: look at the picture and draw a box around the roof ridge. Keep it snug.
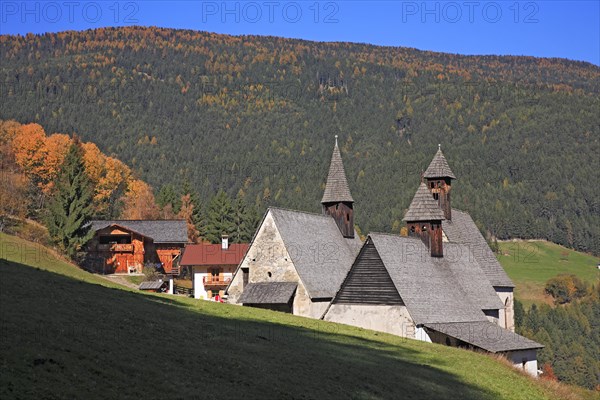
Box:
[268,206,331,219]
[91,219,186,222]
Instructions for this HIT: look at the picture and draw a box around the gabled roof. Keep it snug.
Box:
[91,220,188,244]
[270,207,362,299]
[425,321,544,352]
[321,137,354,203]
[402,183,445,222]
[139,280,167,290]
[179,243,249,266]
[368,233,495,324]
[423,147,456,179]
[238,282,297,304]
[442,209,514,288]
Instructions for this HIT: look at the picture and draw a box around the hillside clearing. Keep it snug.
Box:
[497,240,599,307]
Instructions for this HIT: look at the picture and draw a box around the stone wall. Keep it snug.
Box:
[495,287,515,332]
[324,304,415,337]
[506,349,539,377]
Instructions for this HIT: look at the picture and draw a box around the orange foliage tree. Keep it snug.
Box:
[121,179,160,219]
[178,194,200,243]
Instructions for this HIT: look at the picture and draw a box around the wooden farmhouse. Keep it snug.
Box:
[85,220,188,274]
[179,236,249,300]
[226,136,362,317]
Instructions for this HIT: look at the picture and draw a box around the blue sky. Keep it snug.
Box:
[1,1,598,65]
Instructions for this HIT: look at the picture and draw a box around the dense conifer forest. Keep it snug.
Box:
[1,27,598,253]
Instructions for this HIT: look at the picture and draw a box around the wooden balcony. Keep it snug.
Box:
[203,276,231,287]
[97,243,134,252]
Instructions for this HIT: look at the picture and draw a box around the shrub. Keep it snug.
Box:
[544,274,589,304]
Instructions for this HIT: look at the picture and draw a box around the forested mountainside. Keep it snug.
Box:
[1,27,598,253]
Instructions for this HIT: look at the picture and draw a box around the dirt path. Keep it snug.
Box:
[98,274,139,290]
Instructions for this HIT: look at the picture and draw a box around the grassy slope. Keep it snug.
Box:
[0,233,579,400]
[497,240,600,307]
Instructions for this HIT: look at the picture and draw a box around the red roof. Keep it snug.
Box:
[179,243,249,266]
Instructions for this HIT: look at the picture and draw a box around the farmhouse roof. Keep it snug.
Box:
[423,147,456,179]
[424,321,544,352]
[179,243,249,267]
[322,137,354,203]
[238,282,298,304]
[270,207,362,299]
[402,183,445,222]
[442,209,514,287]
[90,220,188,244]
[368,233,502,324]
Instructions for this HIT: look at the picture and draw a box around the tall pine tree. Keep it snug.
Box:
[46,138,94,258]
[203,189,234,243]
[232,189,259,243]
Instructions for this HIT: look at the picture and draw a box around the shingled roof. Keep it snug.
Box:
[90,220,188,244]
[402,183,445,222]
[368,233,501,324]
[238,282,297,304]
[321,137,354,203]
[425,321,544,352]
[423,147,457,179]
[270,208,362,299]
[442,210,514,287]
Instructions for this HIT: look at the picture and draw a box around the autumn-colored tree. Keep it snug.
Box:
[0,139,29,219]
[11,123,49,186]
[82,142,131,217]
[120,179,160,219]
[540,363,557,381]
[178,194,199,243]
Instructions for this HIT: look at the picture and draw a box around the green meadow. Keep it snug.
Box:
[497,240,599,307]
[0,233,593,400]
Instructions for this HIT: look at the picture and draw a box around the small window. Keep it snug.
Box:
[430,182,434,189]
[410,226,415,233]
[346,213,350,222]
[433,193,439,200]
[335,204,339,210]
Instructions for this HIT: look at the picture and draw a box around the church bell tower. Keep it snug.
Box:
[423,144,456,221]
[322,135,355,238]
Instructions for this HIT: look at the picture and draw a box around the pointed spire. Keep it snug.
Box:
[402,182,445,222]
[322,136,354,203]
[423,145,456,179]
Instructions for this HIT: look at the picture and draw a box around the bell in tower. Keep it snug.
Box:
[322,135,355,238]
[403,182,445,257]
[423,144,456,221]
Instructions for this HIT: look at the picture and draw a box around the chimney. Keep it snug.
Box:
[221,235,229,250]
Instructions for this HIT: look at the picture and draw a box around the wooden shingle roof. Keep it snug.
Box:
[425,321,544,352]
[442,209,514,288]
[90,220,188,244]
[238,282,297,304]
[321,137,354,203]
[402,183,445,222]
[368,233,500,324]
[270,208,362,299]
[423,147,457,179]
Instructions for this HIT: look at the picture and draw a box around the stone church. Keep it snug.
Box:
[226,136,362,318]
[226,140,542,375]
